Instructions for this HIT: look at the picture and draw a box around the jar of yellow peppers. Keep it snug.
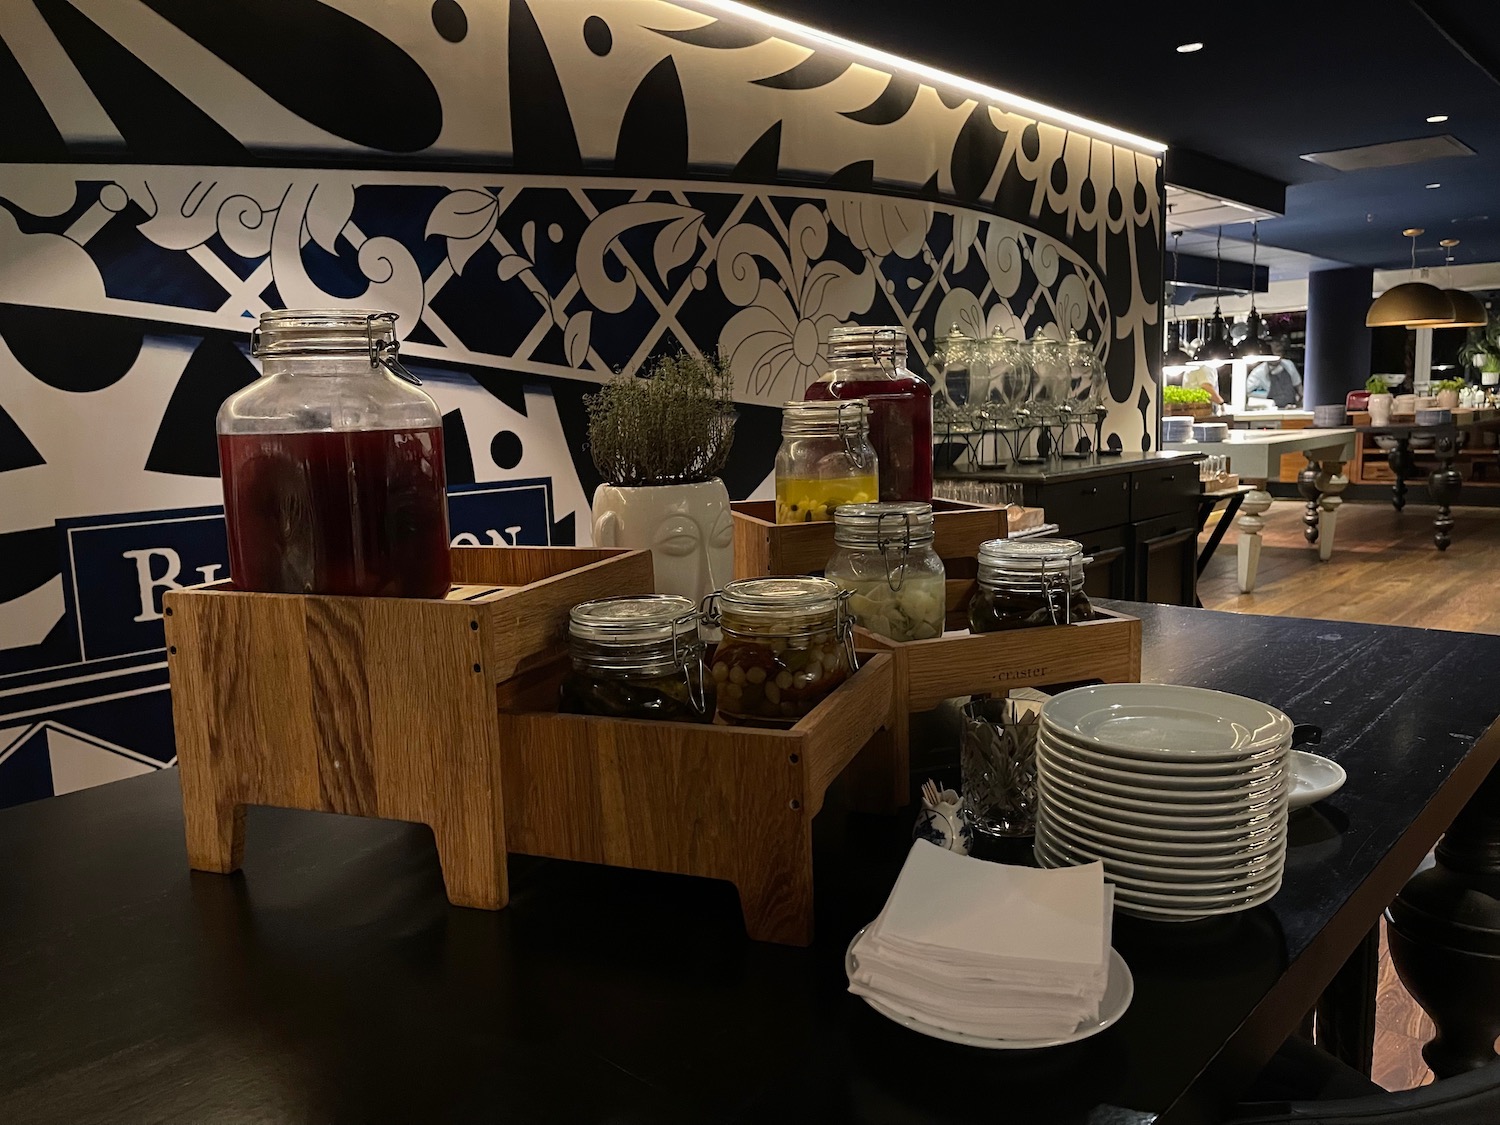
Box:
[774,399,878,524]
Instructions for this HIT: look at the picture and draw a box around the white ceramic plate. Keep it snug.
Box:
[1112,876,1282,921]
[1041,726,1288,777]
[1039,758,1285,826]
[1042,684,1293,761]
[1042,792,1287,841]
[1040,805,1285,859]
[1038,742,1284,808]
[845,928,1133,1049]
[1035,820,1286,876]
[1036,829,1285,885]
[1036,842,1282,903]
[1289,750,1347,810]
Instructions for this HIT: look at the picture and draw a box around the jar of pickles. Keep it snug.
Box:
[703,577,855,726]
[825,502,946,642]
[559,595,713,723]
[968,538,1094,632]
[774,400,878,524]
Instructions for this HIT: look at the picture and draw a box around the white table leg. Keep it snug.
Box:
[1316,460,1348,563]
[1236,487,1273,594]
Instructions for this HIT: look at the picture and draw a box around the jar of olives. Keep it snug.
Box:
[775,400,878,524]
[559,595,713,723]
[825,502,947,642]
[703,576,856,727]
[968,538,1094,632]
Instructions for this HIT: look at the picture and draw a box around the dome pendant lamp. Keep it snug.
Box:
[1198,227,1234,367]
[1232,222,1276,362]
[1366,228,1456,327]
[1438,238,1489,328]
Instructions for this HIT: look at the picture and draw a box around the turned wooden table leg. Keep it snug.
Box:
[1236,487,1273,594]
[1429,431,1462,551]
[1387,767,1500,1078]
[1316,459,1348,563]
[1388,438,1415,511]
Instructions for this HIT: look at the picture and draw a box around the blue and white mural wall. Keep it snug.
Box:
[0,0,1164,805]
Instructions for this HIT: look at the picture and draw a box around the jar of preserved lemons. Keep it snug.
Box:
[703,577,855,726]
[774,400,878,523]
[825,502,946,642]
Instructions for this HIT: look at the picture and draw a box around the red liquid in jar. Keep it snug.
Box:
[218,427,452,597]
[805,376,933,502]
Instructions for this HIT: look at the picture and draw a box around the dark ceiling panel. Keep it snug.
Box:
[763,0,1500,268]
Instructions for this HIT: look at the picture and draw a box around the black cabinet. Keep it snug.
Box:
[1076,525,1129,600]
[1131,512,1197,606]
[942,453,1204,607]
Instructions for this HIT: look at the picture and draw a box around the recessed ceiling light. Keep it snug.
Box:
[1176,42,1204,54]
[1427,183,1442,189]
[1427,114,1449,123]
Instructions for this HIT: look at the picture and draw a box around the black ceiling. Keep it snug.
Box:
[763,0,1500,272]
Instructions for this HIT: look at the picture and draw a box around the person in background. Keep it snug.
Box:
[1247,337,1302,407]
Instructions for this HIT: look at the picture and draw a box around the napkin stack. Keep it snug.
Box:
[848,841,1113,1040]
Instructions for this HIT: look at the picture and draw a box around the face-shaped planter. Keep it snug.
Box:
[590,479,734,605]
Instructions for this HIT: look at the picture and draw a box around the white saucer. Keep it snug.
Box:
[1289,750,1346,809]
[845,928,1133,1049]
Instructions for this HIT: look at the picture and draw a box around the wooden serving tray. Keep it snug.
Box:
[731,497,1006,580]
[164,547,654,915]
[494,652,895,946]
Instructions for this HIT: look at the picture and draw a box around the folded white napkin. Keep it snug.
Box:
[848,840,1113,1040]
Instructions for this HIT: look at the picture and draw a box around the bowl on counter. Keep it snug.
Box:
[1162,415,1196,443]
[1415,408,1452,426]
[1312,405,1346,428]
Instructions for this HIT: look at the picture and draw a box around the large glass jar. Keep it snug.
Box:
[704,577,855,727]
[775,400,878,524]
[217,309,451,597]
[825,502,947,642]
[805,326,933,503]
[559,595,712,723]
[968,538,1093,632]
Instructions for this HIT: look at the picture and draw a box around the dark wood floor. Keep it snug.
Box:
[1199,499,1500,1090]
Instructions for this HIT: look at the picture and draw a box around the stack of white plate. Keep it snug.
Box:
[1162,415,1196,443]
[1034,684,1294,921]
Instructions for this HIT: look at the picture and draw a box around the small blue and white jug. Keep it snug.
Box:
[913,784,974,855]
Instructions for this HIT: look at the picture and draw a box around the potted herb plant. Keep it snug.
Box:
[1434,378,1465,410]
[1366,375,1393,426]
[587,352,737,603]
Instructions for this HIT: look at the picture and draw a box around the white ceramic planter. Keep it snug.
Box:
[1367,393,1393,426]
[591,478,733,604]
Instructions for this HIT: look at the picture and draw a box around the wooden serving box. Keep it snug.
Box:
[731,497,1007,580]
[494,651,894,946]
[163,544,893,946]
[856,607,1142,808]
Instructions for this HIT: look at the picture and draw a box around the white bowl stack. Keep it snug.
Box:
[1034,684,1293,921]
[1162,415,1196,443]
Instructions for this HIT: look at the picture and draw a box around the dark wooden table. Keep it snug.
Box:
[1357,412,1500,548]
[2,604,1499,1125]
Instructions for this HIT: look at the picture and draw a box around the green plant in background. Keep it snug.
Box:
[586,351,736,486]
[1366,375,1389,395]
[1457,323,1500,373]
[1434,378,1467,392]
[1163,385,1212,405]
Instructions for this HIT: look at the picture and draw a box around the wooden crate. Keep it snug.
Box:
[855,608,1142,808]
[732,497,1007,579]
[493,653,895,945]
[165,545,893,945]
[164,547,654,915]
